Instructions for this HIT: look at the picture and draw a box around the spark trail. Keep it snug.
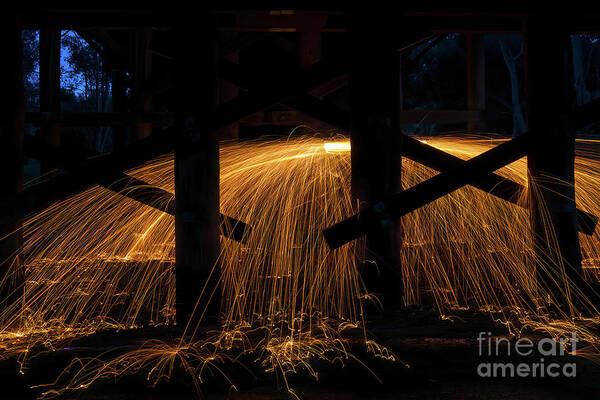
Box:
[0,134,598,397]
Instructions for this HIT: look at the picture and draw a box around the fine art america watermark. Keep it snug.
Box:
[477,332,578,378]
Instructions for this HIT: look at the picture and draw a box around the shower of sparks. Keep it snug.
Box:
[0,134,599,397]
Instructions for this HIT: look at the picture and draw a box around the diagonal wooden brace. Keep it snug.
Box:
[323,133,532,249]
[403,136,598,235]
[0,59,346,230]
[278,95,598,235]
[22,136,250,242]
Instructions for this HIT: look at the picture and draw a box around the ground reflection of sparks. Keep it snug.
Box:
[0,134,599,397]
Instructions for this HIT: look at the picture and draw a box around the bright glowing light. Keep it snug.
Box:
[323,141,351,153]
[419,139,428,144]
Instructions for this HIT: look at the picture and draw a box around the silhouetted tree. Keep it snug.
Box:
[61,31,111,113]
[572,35,593,106]
[61,30,112,152]
[23,30,40,110]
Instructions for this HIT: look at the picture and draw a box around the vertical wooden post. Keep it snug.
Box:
[111,69,128,150]
[466,33,486,132]
[217,32,240,140]
[174,13,221,326]
[398,50,405,127]
[524,14,582,298]
[0,13,25,310]
[349,12,403,311]
[133,29,152,140]
[39,26,61,172]
[299,16,326,67]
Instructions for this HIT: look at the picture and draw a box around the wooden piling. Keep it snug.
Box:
[524,14,583,296]
[39,25,61,167]
[111,69,128,150]
[133,29,153,140]
[299,15,326,67]
[217,32,240,140]
[466,33,486,132]
[349,12,403,310]
[0,13,25,310]
[174,13,221,326]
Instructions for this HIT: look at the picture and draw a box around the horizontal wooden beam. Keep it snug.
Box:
[217,12,345,32]
[323,133,531,249]
[239,110,299,126]
[217,12,525,33]
[400,109,483,124]
[22,10,175,29]
[20,9,600,33]
[25,112,174,127]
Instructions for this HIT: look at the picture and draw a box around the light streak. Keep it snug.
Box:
[323,141,351,153]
